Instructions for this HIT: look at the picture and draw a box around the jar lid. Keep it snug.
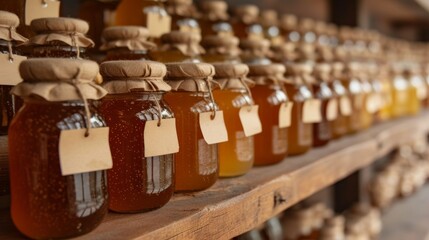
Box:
[200,0,228,21]
[100,60,171,93]
[248,63,286,85]
[100,26,156,51]
[166,0,198,18]
[0,11,27,43]
[201,35,240,56]
[165,62,215,92]
[235,5,259,24]
[299,18,315,32]
[240,38,271,60]
[212,63,254,90]
[260,9,278,27]
[160,31,205,56]
[13,58,106,101]
[280,14,298,31]
[28,17,94,47]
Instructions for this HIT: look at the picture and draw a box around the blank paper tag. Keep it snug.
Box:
[279,102,293,128]
[340,96,352,116]
[147,12,171,38]
[303,99,322,123]
[144,118,179,157]
[25,0,61,25]
[326,99,338,121]
[59,127,112,176]
[239,105,262,137]
[0,54,26,85]
[199,111,228,144]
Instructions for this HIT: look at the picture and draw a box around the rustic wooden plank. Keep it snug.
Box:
[0,113,428,240]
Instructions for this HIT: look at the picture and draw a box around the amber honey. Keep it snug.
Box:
[341,78,363,134]
[360,79,373,130]
[285,83,313,155]
[213,90,254,176]
[251,85,288,165]
[100,93,174,212]
[149,49,191,63]
[391,72,410,117]
[312,82,332,147]
[115,0,160,26]
[104,49,149,61]
[164,92,218,191]
[9,100,108,239]
[330,81,348,139]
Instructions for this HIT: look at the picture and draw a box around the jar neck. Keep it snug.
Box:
[104,91,164,100]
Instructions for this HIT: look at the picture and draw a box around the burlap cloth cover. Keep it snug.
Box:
[284,62,314,85]
[212,63,254,90]
[12,58,106,101]
[247,63,286,86]
[100,26,156,51]
[260,10,278,28]
[0,11,27,43]
[100,60,171,93]
[240,38,272,60]
[280,14,298,32]
[234,5,259,24]
[270,42,297,62]
[201,35,240,57]
[200,0,229,21]
[314,63,332,83]
[165,62,216,92]
[166,0,199,18]
[160,31,205,57]
[27,18,94,47]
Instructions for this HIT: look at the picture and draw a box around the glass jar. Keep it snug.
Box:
[330,63,349,139]
[166,0,200,33]
[100,26,156,61]
[343,63,364,134]
[377,65,394,121]
[27,17,94,59]
[312,64,333,147]
[150,31,203,63]
[199,0,233,37]
[359,68,374,130]
[260,10,284,47]
[390,65,410,118]
[99,60,175,212]
[9,59,109,239]
[231,5,264,40]
[405,66,424,115]
[280,14,300,43]
[212,63,256,176]
[284,63,314,155]
[248,63,289,165]
[201,35,241,63]
[164,62,220,192]
[240,38,272,64]
[0,10,28,200]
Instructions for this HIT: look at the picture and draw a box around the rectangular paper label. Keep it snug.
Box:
[59,127,112,176]
[0,54,26,86]
[147,12,171,38]
[144,118,179,158]
[326,98,338,121]
[239,105,262,137]
[303,99,322,123]
[25,0,61,25]
[340,96,352,116]
[279,102,293,128]
[199,111,228,144]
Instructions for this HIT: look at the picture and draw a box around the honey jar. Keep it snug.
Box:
[199,0,233,36]
[201,35,241,63]
[231,5,264,40]
[330,62,350,139]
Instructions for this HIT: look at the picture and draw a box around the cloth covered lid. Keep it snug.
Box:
[0,11,27,43]
[260,10,278,27]
[165,62,216,92]
[201,35,240,57]
[234,5,259,24]
[28,17,94,47]
[100,26,156,51]
[247,63,286,85]
[13,58,106,101]
[280,14,298,31]
[212,63,254,90]
[160,31,205,56]
[100,60,171,93]
[200,0,229,21]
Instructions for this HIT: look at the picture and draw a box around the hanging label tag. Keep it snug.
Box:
[0,54,26,85]
[59,127,112,176]
[365,93,379,113]
[25,0,61,25]
[326,99,338,121]
[144,118,179,158]
[303,99,322,123]
[278,102,293,128]
[340,96,352,116]
[199,111,228,144]
[238,105,262,137]
[146,12,172,38]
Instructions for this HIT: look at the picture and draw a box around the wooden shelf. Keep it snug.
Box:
[1,113,429,240]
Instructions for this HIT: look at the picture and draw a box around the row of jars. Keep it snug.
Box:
[0,1,428,239]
